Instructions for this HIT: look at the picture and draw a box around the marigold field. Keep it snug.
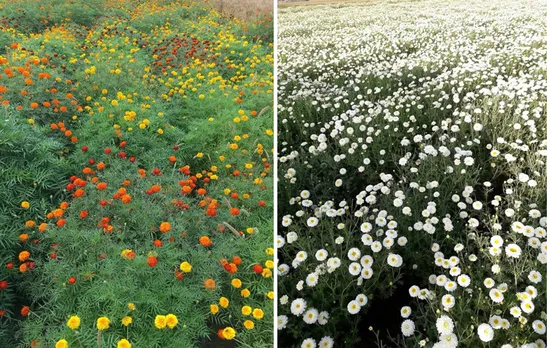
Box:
[0,0,273,347]
[278,0,547,347]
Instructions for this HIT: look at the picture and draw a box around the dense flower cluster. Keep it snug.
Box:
[278,0,547,347]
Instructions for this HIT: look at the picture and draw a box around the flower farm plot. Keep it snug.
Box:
[277,0,547,347]
[0,0,273,347]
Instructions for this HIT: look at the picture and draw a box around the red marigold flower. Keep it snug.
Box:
[147,256,158,267]
[252,264,263,274]
[20,306,30,316]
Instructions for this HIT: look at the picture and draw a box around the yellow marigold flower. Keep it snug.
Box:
[128,303,136,310]
[67,315,80,329]
[245,163,253,169]
[231,278,242,288]
[219,156,225,161]
[265,129,273,136]
[222,327,236,340]
[224,188,231,195]
[196,152,203,158]
[233,117,241,123]
[241,288,250,298]
[121,316,132,326]
[139,123,146,129]
[243,320,254,330]
[265,248,274,255]
[262,268,272,278]
[252,308,264,320]
[96,316,110,330]
[241,306,252,316]
[219,297,229,308]
[238,109,245,115]
[154,315,166,329]
[117,339,131,348]
[198,94,205,99]
[27,119,35,125]
[55,339,68,348]
[265,260,274,269]
[111,100,118,106]
[267,291,274,300]
[210,304,219,314]
[157,128,163,134]
[166,314,178,329]
[179,261,192,273]
[21,201,30,209]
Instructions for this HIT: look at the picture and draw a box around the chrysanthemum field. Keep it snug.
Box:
[277,0,547,347]
[0,0,273,347]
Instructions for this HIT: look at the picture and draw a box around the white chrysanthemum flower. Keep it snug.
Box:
[277,315,288,330]
[301,338,316,348]
[387,253,403,267]
[306,273,319,287]
[318,336,334,348]
[489,315,503,329]
[347,247,361,261]
[307,217,319,227]
[400,306,411,318]
[477,323,494,342]
[442,294,455,309]
[348,262,362,276]
[279,295,288,305]
[528,270,542,284]
[533,320,546,335]
[505,243,522,258]
[509,306,522,318]
[401,319,415,337]
[291,298,307,316]
[436,315,454,335]
[347,300,360,314]
[409,285,420,298]
[317,311,329,325]
[315,249,328,261]
[303,308,319,324]
[287,232,298,243]
[489,288,504,303]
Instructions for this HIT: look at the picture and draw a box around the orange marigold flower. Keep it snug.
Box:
[121,194,132,204]
[204,278,216,290]
[232,256,242,265]
[97,182,107,190]
[19,251,30,262]
[53,209,64,218]
[199,236,212,247]
[159,222,171,233]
